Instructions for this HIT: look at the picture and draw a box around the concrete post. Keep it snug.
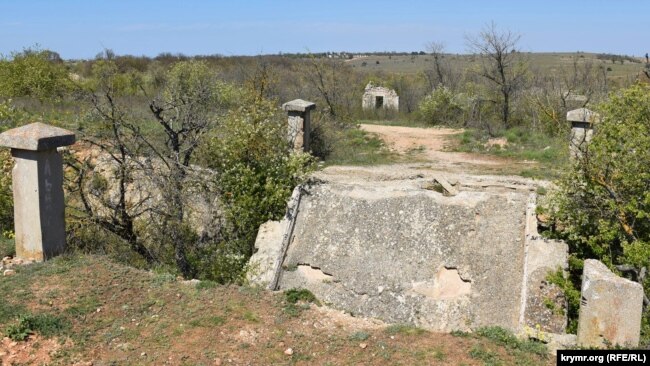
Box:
[567,108,600,161]
[0,122,75,261]
[282,99,316,153]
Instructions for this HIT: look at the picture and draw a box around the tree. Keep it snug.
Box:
[528,56,608,135]
[0,47,71,100]
[68,58,232,278]
[67,59,158,265]
[466,23,528,128]
[303,56,360,119]
[549,83,650,338]
[425,41,447,89]
[148,60,233,277]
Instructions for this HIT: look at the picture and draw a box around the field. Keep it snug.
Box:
[346,52,642,83]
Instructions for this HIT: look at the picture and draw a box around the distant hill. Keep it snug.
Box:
[344,52,643,82]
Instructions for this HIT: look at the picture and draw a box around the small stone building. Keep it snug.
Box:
[362,83,399,111]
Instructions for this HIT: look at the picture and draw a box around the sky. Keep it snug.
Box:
[0,0,647,59]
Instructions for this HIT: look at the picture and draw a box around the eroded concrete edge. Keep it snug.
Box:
[519,193,571,346]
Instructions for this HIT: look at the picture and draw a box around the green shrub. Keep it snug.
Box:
[349,331,370,341]
[4,313,69,341]
[0,48,72,100]
[417,86,464,125]
[200,94,314,282]
[385,324,427,336]
[476,326,547,356]
[0,149,12,234]
[548,83,650,342]
[284,288,320,305]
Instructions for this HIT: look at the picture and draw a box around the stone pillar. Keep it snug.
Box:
[577,259,643,348]
[567,108,600,160]
[282,99,316,153]
[0,122,75,261]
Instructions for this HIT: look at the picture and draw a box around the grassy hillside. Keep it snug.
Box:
[346,52,642,82]
[0,255,551,365]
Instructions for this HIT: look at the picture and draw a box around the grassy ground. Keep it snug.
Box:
[0,254,552,365]
[323,126,399,166]
[452,127,570,180]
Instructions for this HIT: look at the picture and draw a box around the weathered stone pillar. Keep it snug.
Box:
[0,122,75,261]
[567,108,600,160]
[282,99,316,153]
[577,259,643,348]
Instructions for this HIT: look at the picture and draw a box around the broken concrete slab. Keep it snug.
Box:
[577,259,644,348]
[250,165,567,333]
[248,220,286,286]
[248,186,303,289]
[433,175,459,196]
[277,178,529,332]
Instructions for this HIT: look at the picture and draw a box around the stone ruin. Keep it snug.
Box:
[250,167,568,333]
[250,165,645,348]
[362,83,399,111]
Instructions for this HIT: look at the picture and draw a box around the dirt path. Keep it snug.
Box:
[359,123,531,175]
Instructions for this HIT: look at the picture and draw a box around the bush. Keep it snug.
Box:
[0,48,71,100]
[199,94,314,281]
[548,83,650,341]
[0,149,12,234]
[285,288,320,305]
[4,313,69,341]
[417,86,464,125]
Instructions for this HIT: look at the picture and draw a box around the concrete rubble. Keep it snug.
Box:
[577,259,644,348]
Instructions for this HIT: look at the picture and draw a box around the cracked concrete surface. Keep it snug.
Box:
[249,164,567,333]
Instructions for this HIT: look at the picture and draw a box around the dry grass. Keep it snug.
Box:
[0,255,552,365]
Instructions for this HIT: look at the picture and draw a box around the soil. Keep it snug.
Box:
[0,256,552,365]
[359,124,534,175]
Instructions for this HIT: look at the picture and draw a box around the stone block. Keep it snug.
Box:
[0,122,75,151]
[577,259,643,348]
[566,108,600,124]
[282,99,316,113]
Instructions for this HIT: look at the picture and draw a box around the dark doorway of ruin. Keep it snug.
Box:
[375,96,384,109]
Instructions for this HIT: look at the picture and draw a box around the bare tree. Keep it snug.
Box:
[303,56,361,119]
[527,55,608,134]
[466,22,528,127]
[69,58,226,278]
[148,60,223,277]
[425,41,447,89]
[67,59,157,264]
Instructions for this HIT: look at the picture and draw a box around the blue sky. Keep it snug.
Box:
[0,0,646,59]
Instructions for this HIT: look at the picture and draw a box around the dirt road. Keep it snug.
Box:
[359,123,530,175]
